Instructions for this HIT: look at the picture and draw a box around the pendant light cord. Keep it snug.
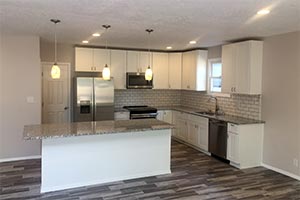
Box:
[102,25,111,66]
[146,29,153,67]
[54,22,57,64]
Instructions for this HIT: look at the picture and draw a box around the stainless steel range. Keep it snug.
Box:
[123,106,158,119]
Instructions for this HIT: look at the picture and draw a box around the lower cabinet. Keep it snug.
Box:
[114,112,130,120]
[227,123,264,169]
[157,110,173,124]
[172,111,209,152]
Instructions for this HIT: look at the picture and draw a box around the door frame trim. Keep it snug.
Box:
[41,62,71,123]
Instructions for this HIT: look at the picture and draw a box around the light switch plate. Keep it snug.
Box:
[26,96,35,103]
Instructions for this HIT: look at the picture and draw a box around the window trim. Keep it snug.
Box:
[207,58,230,97]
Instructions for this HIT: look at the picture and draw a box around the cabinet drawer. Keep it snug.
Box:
[228,123,238,133]
[189,114,207,123]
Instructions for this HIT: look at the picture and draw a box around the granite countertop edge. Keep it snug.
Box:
[156,106,265,125]
[24,119,174,140]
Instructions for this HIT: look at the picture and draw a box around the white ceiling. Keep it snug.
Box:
[0,0,299,50]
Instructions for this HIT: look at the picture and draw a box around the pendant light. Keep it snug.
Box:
[102,25,111,81]
[50,19,61,79]
[145,29,153,81]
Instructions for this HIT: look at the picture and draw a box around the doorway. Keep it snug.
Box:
[41,62,71,123]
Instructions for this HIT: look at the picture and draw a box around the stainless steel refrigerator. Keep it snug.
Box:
[74,77,114,122]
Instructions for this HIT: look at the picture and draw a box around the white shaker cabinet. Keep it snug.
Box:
[153,52,169,89]
[157,110,173,124]
[168,53,182,89]
[126,51,139,72]
[75,47,94,72]
[111,50,126,89]
[93,49,110,72]
[221,40,263,94]
[75,47,110,72]
[227,123,264,169]
[126,51,152,73]
[182,50,207,91]
[114,112,130,120]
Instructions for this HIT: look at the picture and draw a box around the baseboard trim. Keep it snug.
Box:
[262,163,300,181]
[0,155,41,163]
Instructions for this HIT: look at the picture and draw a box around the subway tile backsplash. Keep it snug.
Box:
[115,89,181,108]
[115,89,261,120]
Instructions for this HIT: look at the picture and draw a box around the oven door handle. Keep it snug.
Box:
[130,113,158,119]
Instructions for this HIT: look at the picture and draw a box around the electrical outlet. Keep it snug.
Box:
[293,159,299,167]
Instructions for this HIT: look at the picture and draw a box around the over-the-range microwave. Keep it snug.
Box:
[126,72,153,89]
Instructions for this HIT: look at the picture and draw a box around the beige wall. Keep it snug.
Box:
[262,31,300,176]
[0,35,41,160]
[40,39,75,67]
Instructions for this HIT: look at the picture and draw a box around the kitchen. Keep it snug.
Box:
[1,0,300,199]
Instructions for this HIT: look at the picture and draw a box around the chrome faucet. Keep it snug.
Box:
[208,96,220,115]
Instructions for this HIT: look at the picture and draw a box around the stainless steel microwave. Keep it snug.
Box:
[126,73,153,89]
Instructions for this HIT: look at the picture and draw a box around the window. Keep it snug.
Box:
[208,59,222,93]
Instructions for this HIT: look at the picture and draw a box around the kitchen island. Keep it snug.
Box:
[24,119,174,193]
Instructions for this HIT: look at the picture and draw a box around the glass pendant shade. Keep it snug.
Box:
[145,65,153,81]
[102,64,111,80]
[51,63,60,79]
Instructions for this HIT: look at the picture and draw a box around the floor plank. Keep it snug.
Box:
[0,140,299,200]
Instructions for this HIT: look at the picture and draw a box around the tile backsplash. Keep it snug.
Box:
[115,89,181,108]
[181,90,261,120]
[115,89,261,120]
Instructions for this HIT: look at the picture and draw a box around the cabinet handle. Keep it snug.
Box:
[91,67,93,71]
[231,87,233,92]
[234,87,236,92]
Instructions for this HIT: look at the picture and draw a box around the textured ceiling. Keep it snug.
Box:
[0,0,299,50]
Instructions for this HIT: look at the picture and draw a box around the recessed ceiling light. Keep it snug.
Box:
[189,41,197,44]
[166,46,172,49]
[92,33,101,37]
[82,40,89,44]
[257,9,270,15]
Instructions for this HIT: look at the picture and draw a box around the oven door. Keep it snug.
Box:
[126,73,153,89]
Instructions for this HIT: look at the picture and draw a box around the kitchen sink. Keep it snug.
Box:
[196,111,216,116]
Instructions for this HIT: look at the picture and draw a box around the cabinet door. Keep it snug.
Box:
[227,132,240,163]
[198,118,209,151]
[126,51,139,72]
[221,44,236,93]
[235,42,250,94]
[178,118,188,141]
[75,47,94,72]
[163,110,173,124]
[188,51,197,90]
[114,112,130,120]
[153,52,169,89]
[195,50,207,91]
[139,52,152,73]
[93,49,110,72]
[168,53,182,89]
[111,50,126,89]
[187,121,199,146]
[182,52,191,90]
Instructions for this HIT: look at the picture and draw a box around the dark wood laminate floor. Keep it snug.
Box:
[1,140,299,200]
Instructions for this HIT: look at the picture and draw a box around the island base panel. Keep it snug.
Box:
[41,129,171,193]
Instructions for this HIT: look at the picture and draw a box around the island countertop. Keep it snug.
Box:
[24,119,174,140]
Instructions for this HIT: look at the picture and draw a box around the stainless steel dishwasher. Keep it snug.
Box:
[209,119,228,159]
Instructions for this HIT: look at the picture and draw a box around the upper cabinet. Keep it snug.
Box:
[93,49,110,72]
[126,51,152,73]
[168,53,182,90]
[182,50,208,91]
[222,40,263,94]
[153,52,169,89]
[75,48,94,71]
[111,50,126,89]
[75,47,110,72]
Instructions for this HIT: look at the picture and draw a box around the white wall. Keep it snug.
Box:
[262,31,300,177]
[0,35,41,160]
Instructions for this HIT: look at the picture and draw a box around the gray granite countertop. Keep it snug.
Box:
[156,106,265,125]
[24,119,174,140]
